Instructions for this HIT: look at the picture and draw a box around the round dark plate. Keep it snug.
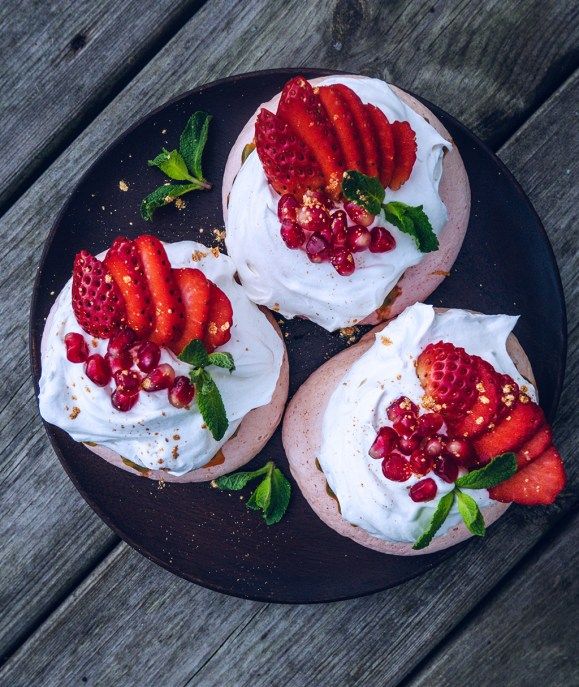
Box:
[30,69,566,603]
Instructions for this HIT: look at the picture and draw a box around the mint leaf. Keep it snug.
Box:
[413,490,455,550]
[247,474,272,512]
[179,111,212,181]
[456,453,517,490]
[342,170,384,214]
[264,467,292,525]
[179,339,209,368]
[140,182,203,221]
[456,489,486,537]
[193,369,228,441]
[148,148,193,181]
[208,351,235,372]
[382,202,439,253]
[214,464,269,491]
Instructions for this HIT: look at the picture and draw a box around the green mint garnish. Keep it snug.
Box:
[342,170,439,253]
[141,111,212,221]
[178,338,234,441]
[413,452,518,549]
[215,460,291,525]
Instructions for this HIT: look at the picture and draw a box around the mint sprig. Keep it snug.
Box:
[342,170,439,253]
[141,111,212,221]
[412,453,517,550]
[215,461,292,525]
[178,339,235,441]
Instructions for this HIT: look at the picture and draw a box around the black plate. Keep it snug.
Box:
[30,69,566,603]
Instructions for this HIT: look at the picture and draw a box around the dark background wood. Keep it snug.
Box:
[0,0,577,684]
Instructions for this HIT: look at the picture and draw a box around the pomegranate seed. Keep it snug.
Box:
[330,210,348,247]
[369,426,399,459]
[387,396,419,422]
[106,350,133,375]
[85,354,112,386]
[422,435,447,458]
[107,327,138,357]
[409,449,434,476]
[409,478,438,502]
[393,413,417,437]
[344,201,375,227]
[134,341,161,373]
[277,194,299,222]
[111,387,139,412]
[382,453,411,482]
[330,248,355,276]
[446,437,473,465]
[114,368,142,393]
[296,204,331,234]
[142,364,175,392]
[416,412,444,436]
[280,220,305,249]
[434,455,459,483]
[64,332,88,363]
[346,224,372,253]
[369,226,396,253]
[302,189,333,210]
[305,233,331,263]
[168,376,195,408]
[398,432,421,455]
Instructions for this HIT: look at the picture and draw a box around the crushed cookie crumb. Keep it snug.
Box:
[173,434,180,441]
[191,250,207,261]
[210,246,220,258]
[208,321,218,335]
[431,270,450,277]
[118,180,129,192]
[175,197,186,210]
[272,303,280,312]
[172,445,179,459]
[380,335,392,346]
[213,228,226,242]
[69,407,80,420]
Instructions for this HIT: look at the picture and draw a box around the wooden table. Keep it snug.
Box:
[0,1,577,684]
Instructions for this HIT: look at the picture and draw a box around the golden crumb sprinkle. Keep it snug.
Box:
[475,416,484,425]
[172,445,179,459]
[175,197,186,210]
[208,322,218,335]
[157,478,166,490]
[173,434,180,441]
[480,395,490,405]
[118,180,129,192]
[191,250,207,261]
[210,246,220,258]
[164,195,174,203]
[272,303,280,312]
[220,322,230,332]
[104,274,112,283]
[213,228,226,242]
[430,270,450,277]
[519,394,530,404]
[380,336,393,346]
[69,407,80,420]
[476,382,485,393]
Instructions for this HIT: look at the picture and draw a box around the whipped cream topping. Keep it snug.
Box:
[225,75,450,332]
[318,304,536,543]
[38,241,284,475]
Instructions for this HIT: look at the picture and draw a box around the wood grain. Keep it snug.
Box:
[0,0,202,210]
[1,56,576,686]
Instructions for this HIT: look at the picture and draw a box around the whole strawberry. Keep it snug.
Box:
[72,250,126,338]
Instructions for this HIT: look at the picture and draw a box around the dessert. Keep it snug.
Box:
[39,236,288,481]
[282,304,565,552]
[223,75,470,331]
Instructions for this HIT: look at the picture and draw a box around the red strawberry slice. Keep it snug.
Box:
[72,250,126,339]
[330,83,379,179]
[447,360,502,438]
[318,86,364,172]
[104,236,154,338]
[474,401,545,464]
[134,235,185,347]
[416,341,479,419]
[277,77,345,197]
[172,268,211,355]
[390,120,417,190]
[255,108,325,197]
[203,282,233,352]
[366,104,395,188]
[516,425,553,467]
[489,446,565,505]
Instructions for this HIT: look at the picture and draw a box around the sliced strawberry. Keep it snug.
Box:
[255,108,325,197]
[489,446,566,505]
[516,425,553,468]
[390,120,417,190]
[104,236,154,338]
[318,86,364,172]
[366,104,395,188]
[172,268,211,354]
[134,235,185,347]
[277,77,345,196]
[474,401,546,464]
[447,360,502,438]
[330,83,379,179]
[72,250,126,339]
[203,282,233,352]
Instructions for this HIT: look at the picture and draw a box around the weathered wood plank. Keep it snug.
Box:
[0,0,203,210]
[1,53,576,686]
[406,514,579,687]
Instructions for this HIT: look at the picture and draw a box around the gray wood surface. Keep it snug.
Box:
[0,0,577,683]
[0,0,201,210]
